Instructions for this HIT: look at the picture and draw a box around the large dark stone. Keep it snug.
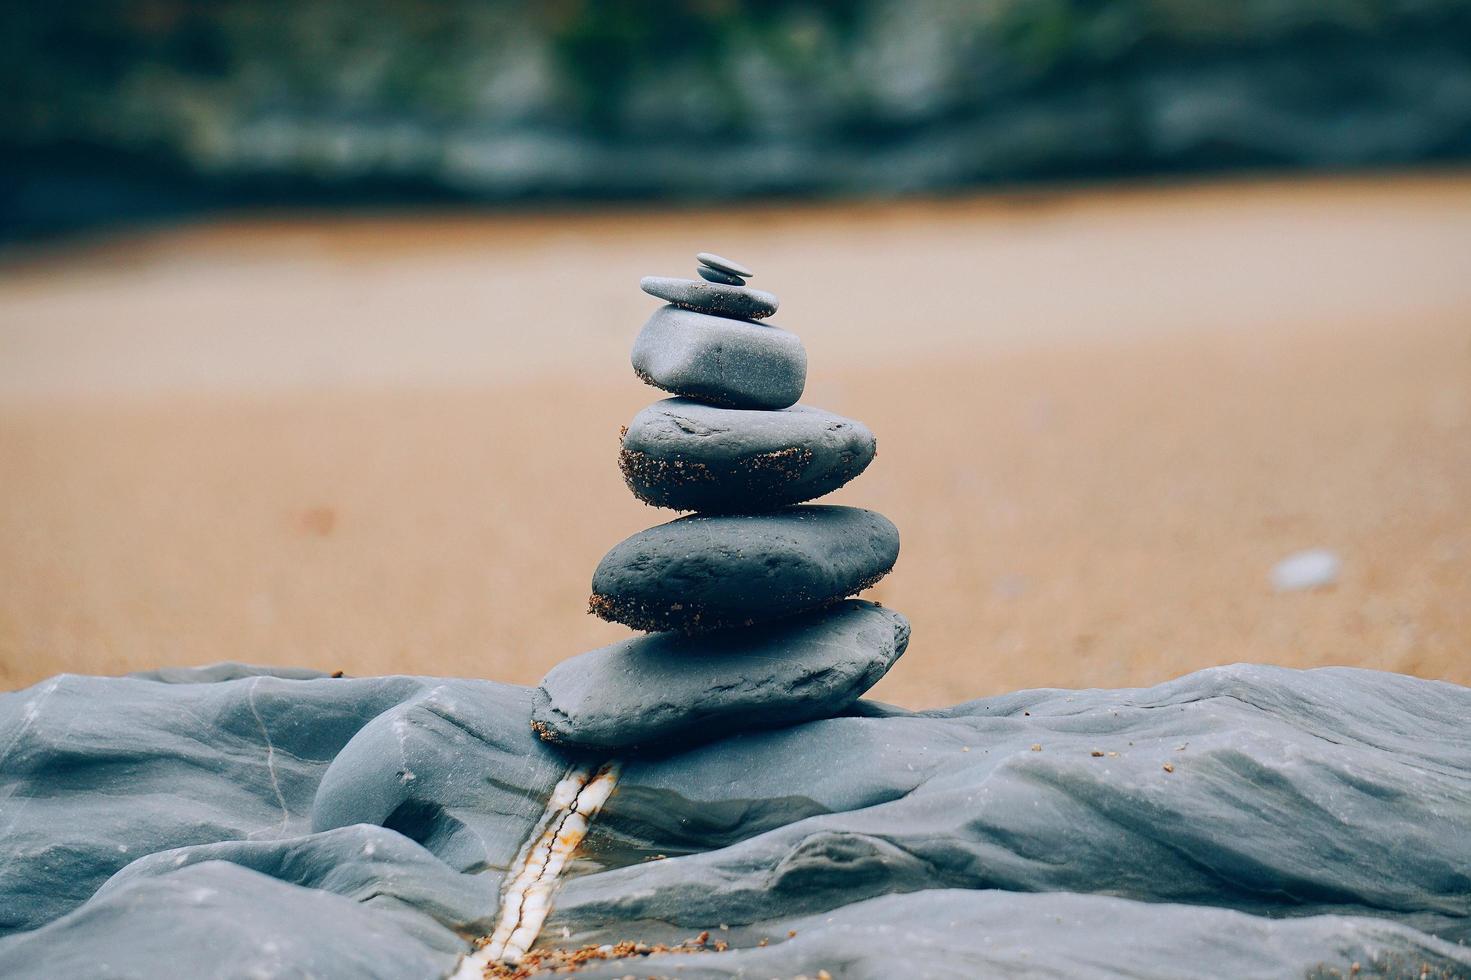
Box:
[619,399,876,512]
[589,505,900,632]
[532,600,908,751]
[631,305,806,410]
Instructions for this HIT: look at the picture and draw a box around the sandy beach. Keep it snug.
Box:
[2,173,1468,707]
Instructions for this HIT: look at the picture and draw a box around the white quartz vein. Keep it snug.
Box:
[246,678,290,837]
[451,759,621,977]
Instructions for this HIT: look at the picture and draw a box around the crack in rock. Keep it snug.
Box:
[453,760,620,976]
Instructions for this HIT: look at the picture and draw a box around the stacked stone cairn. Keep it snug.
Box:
[531,253,909,751]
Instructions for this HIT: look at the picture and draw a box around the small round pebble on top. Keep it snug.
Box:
[697,252,754,279]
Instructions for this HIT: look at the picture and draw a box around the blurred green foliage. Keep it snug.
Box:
[2,0,1470,233]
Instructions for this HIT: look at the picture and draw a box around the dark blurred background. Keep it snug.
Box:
[6,0,1471,240]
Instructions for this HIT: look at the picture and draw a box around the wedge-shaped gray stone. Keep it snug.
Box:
[697,265,745,286]
[590,505,899,632]
[631,305,806,409]
[640,276,777,320]
[620,399,876,511]
[532,600,908,750]
[696,252,754,279]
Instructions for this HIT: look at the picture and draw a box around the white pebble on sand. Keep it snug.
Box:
[1270,548,1342,592]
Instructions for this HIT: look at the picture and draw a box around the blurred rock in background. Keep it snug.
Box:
[4,0,1471,240]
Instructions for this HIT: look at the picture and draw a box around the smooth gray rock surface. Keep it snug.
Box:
[590,505,901,632]
[0,671,421,935]
[97,824,497,936]
[2,663,1469,978]
[640,275,777,320]
[619,398,877,511]
[631,305,806,409]
[129,661,334,683]
[696,265,744,286]
[532,600,909,751]
[0,861,461,980]
[696,252,753,278]
[0,670,564,938]
[565,889,1471,979]
[308,681,569,873]
[553,664,1471,949]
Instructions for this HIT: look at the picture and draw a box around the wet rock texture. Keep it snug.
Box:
[2,663,1469,977]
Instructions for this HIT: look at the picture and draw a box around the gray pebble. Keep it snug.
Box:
[640,276,777,320]
[620,398,876,512]
[697,266,745,286]
[631,305,806,410]
[531,600,909,751]
[590,505,900,632]
[696,252,754,278]
[1271,548,1342,592]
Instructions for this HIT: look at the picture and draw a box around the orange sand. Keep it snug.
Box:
[2,174,1468,706]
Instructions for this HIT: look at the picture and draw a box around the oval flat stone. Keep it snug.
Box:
[532,600,909,751]
[640,276,778,320]
[695,252,754,278]
[620,399,877,512]
[631,305,806,410]
[697,266,745,286]
[590,505,900,633]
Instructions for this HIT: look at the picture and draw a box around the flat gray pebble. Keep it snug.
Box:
[590,505,900,632]
[696,252,754,278]
[697,265,745,286]
[1271,548,1342,592]
[640,276,777,320]
[531,600,909,751]
[631,305,806,410]
[620,398,876,511]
